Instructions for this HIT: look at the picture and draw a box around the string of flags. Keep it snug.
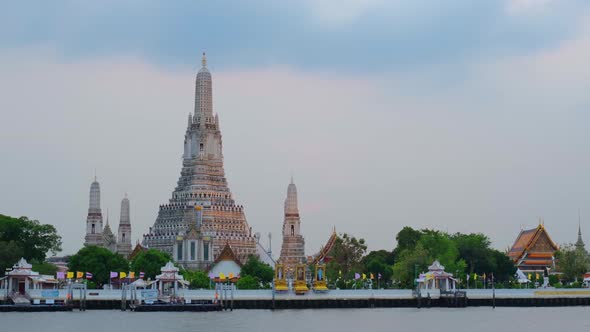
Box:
[55,271,145,280]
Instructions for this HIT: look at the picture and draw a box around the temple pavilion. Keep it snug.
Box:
[416,260,457,291]
[508,224,558,274]
[0,258,58,304]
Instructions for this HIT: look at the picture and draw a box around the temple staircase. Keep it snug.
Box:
[9,292,31,306]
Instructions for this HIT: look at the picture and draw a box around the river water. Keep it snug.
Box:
[2,307,590,332]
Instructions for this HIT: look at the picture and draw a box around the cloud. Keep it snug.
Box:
[2,30,590,257]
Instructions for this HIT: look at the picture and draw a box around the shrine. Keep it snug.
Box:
[416,260,457,291]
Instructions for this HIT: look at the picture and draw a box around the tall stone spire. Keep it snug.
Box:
[84,177,104,247]
[195,52,213,117]
[576,211,585,251]
[144,53,257,267]
[285,177,299,215]
[117,194,132,258]
[279,178,306,273]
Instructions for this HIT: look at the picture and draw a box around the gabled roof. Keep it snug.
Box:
[128,242,147,260]
[214,243,242,267]
[508,224,559,262]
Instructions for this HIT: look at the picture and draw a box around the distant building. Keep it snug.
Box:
[279,178,306,273]
[508,224,558,274]
[83,178,133,258]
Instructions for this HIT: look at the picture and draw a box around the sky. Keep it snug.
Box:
[1,0,590,256]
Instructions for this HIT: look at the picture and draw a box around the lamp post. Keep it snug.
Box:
[414,264,419,289]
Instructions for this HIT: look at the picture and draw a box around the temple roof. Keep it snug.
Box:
[508,224,558,262]
[214,243,242,267]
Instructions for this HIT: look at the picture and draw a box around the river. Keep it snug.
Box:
[2,307,589,332]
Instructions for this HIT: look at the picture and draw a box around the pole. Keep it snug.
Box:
[492,273,496,309]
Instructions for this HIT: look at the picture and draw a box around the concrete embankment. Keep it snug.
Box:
[2,289,590,310]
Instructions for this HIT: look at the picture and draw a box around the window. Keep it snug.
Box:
[200,143,204,151]
[122,233,126,243]
[190,242,196,260]
[177,242,183,261]
[291,225,295,236]
[91,224,95,234]
[203,242,209,261]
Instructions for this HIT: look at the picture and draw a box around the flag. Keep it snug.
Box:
[354,273,360,280]
[229,273,234,279]
[129,272,135,279]
[139,272,145,279]
[466,274,470,281]
[528,273,532,280]
[220,272,226,280]
[120,272,127,279]
[339,270,342,277]
[76,271,84,279]
[57,271,65,280]
[483,273,486,280]
[473,273,478,280]
[536,273,540,280]
[208,272,214,279]
[378,273,382,279]
[370,273,374,280]
[86,272,93,279]
[362,273,366,280]
[110,271,118,279]
[67,272,74,279]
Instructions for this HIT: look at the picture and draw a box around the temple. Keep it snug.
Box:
[508,224,559,274]
[279,178,306,274]
[83,177,134,258]
[143,53,258,265]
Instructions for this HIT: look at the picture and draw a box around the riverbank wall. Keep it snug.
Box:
[2,289,590,310]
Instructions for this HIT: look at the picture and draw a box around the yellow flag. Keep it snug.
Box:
[528,273,532,280]
[362,273,366,280]
[220,272,226,280]
[76,271,84,279]
[129,272,135,279]
[536,273,540,280]
[67,272,74,279]
[483,273,486,280]
[473,273,478,280]
[120,272,127,279]
[229,273,234,279]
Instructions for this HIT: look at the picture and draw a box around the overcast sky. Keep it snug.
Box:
[1,0,590,256]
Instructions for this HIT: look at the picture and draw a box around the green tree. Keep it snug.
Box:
[181,270,211,289]
[236,275,259,290]
[31,261,58,276]
[362,250,395,284]
[326,233,367,281]
[556,244,589,282]
[0,240,24,277]
[130,249,172,280]
[451,233,494,274]
[490,249,516,282]
[0,214,62,262]
[240,255,274,284]
[392,243,432,288]
[392,226,423,260]
[68,246,128,286]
